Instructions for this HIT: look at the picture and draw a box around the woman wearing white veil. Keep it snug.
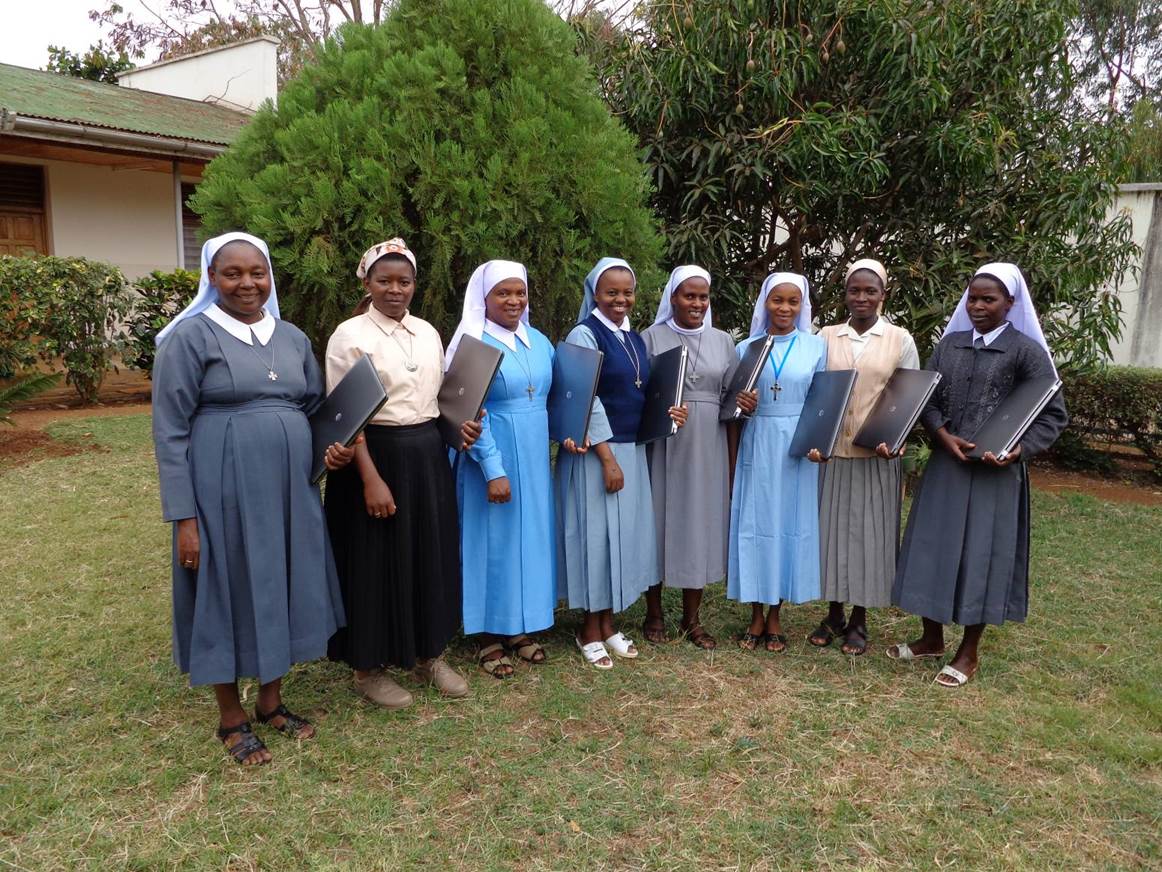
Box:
[888,263,1067,687]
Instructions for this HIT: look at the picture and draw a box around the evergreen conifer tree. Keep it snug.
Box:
[192,0,662,349]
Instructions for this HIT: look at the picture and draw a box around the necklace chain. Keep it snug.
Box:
[510,339,536,399]
[368,313,418,371]
[617,332,643,388]
[243,329,278,380]
[676,331,704,383]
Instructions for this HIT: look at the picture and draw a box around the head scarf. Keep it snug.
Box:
[445,259,529,368]
[155,232,280,346]
[578,257,636,324]
[844,258,888,288]
[942,262,1055,374]
[748,271,814,338]
[356,237,417,280]
[653,265,713,334]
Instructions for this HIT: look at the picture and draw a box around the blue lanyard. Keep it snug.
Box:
[766,334,797,382]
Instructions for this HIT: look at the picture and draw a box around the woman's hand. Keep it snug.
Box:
[561,437,590,455]
[875,441,905,460]
[364,476,397,519]
[936,427,975,462]
[324,435,361,471]
[601,456,625,494]
[807,448,829,464]
[668,404,689,429]
[487,476,512,504]
[460,413,484,451]
[176,518,200,571]
[981,444,1021,467]
[736,390,759,416]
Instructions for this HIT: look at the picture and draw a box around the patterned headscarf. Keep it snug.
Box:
[356,237,417,279]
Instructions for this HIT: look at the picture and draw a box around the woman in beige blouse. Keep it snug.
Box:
[324,238,481,708]
[809,259,919,655]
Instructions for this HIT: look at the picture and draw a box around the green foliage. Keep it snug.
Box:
[191,0,662,351]
[0,256,134,404]
[0,372,60,425]
[580,0,1137,367]
[1125,98,1162,182]
[1057,365,1162,478]
[44,42,134,83]
[1072,0,1162,110]
[125,269,199,375]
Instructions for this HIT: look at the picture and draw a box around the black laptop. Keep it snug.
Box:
[437,334,504,450]
[547,341,604,446]
[787,369,859,459]
[309,354,388,483]
[636,344,688,444]
[966,376,1062,461]
[853,369,943,455]
[719,334,775,422]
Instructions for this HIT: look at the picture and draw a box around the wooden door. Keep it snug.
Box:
[0,211,46,256]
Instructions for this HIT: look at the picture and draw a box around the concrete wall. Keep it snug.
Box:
[118,37,278,112]
[1108,184,1162,368]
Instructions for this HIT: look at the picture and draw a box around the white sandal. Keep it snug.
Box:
[604,632,638,659]
[886,642,944,661]
[575,637,613,670]
[934,665,974,687]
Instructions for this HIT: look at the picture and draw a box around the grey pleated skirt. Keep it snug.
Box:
[818,456,902,607]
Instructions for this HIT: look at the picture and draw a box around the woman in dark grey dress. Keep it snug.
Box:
[888,263,1067,687]
[153,233,353,765]
[641,265,746,649]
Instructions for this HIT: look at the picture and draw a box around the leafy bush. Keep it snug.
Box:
[0,256,134,403]
[191,0,663,351]
[1056,366,1162,479]
[0,372,61,424]
[126,269,198,374]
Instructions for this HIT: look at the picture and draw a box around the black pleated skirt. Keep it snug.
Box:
[325,421,462,670]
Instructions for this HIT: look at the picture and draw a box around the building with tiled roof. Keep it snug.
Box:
[0,38,275,276]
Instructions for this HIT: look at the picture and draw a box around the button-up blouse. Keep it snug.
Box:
[325,305,445,426]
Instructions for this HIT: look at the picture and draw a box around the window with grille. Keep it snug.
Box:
[181,183,201,271]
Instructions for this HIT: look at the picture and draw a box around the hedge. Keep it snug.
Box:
[125,268,198,375]
[1056,366,1162,478]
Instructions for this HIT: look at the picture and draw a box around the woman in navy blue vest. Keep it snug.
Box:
[554,258,687,669]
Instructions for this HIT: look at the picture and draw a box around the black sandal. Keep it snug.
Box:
[737,631,763,651]
[255,704,314,739]
[841,623,868,656]
[217,721,269,764]
[765,632,788,653]
[808,618,844,647]
[681,623,717,650]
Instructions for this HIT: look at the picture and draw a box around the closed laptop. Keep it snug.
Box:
[853,369,943,455]
[719,334,775,422]
[437,334,504,450]
[966,376,1062,461]
[309,354,388,483]
[788,369,859,459]
[636,344,687,444]
[547,341,604,446]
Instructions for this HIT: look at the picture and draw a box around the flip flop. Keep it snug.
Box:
[604,632,638,659]
[575,636,613,670]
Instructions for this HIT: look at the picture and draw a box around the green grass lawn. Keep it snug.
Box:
[2,413,1160,870]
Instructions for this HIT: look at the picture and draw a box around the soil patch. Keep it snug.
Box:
[0,429,101,471]
[1030,464,1162,507]
[6,402,152,431]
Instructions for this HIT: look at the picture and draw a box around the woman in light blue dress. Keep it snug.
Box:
[449,260,558,678]
[727,272,827,652]
[555,258,686,669]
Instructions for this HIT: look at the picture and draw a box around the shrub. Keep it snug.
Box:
[126,269,199,375]
[0,256,134,403]
[191,0,663,352]
[1056,366,1162,479]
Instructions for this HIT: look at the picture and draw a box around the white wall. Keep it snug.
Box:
[44,159,179,278]
[1108,184,1162,368]
[118,37,278,113]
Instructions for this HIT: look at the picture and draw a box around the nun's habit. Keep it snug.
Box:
[451,261,557,636]
[727,272,827,606]
[643,265,737,589]
[892,263,1068,625]
[555,258,659,613]
[151,232,345,686]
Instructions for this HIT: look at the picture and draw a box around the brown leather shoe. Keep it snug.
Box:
[353,670,413,709]
[413,657,469,698]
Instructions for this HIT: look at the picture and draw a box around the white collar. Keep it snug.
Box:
[592,307,631,334]
[204,303,276,346]
[483,318,530,351]
[666,316,705,336]
[367,304,415,335]
[973,321,1009,346]
[837,317,885,339]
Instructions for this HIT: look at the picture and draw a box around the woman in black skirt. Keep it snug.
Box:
[324,238,481,707]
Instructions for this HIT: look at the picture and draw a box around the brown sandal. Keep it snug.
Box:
[642,618,667,644]
[681,623,717,650]
[505,635,546,664]
[478,643,515,679]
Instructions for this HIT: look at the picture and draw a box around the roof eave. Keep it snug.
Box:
[0,110,227,161]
